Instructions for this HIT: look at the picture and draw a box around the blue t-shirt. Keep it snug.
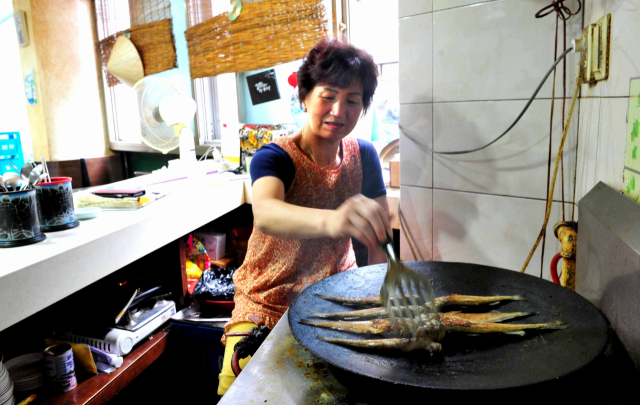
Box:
[250,138,387,200]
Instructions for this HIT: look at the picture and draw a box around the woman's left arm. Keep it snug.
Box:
[368,195,391,265]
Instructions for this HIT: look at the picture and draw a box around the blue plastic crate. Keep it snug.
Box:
[0,132,25,176]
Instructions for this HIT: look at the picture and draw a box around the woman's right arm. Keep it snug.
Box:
[252,176,391,249]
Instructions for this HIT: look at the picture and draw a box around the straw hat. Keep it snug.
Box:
[106,35,144,87]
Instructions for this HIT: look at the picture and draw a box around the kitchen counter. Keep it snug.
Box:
[218,312,351,405]
[0,171,251,332]
[220,302,635,404]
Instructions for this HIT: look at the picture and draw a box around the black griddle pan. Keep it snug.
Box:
[289,262,610,391]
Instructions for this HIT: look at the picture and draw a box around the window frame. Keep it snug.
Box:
[96,1,223,155]
[193,77,222,147]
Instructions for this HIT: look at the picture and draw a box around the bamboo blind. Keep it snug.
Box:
[129,0,171,27]
[185,0,328,78]
[186,0,266,28]
[94,0,176,87]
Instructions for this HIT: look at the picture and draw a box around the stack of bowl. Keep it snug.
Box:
[5,353,44,395]
[0,354,15,405]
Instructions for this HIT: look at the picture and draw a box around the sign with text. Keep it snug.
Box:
[246,69,280,105]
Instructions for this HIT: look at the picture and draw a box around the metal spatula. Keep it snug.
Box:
[379,233,441,338]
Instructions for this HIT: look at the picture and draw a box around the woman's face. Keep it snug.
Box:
[304,82,364,141]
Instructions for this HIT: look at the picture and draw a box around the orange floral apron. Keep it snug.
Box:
[223,136,362,343]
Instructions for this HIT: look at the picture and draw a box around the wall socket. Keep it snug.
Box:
[573,14,611,83]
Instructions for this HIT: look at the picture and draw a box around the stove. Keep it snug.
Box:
[58,300,176,356]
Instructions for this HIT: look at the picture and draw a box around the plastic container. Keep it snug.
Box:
[0,188,46,248]
[35,177,79,232]
[193,231,226,260]
[168,322,225,386]
[200,300,235,312]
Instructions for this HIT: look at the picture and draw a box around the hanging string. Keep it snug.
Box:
[535,0,582,21]
[539,16,559,278]
[534,0,580,278]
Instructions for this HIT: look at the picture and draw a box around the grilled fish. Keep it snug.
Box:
[318,336,442,352]
[300,311,535,335]
[309,295,525,320]
[308,318,564,341]
[316,293,524,308]
[445,319,567,336]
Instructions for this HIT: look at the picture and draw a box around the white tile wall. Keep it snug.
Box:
[601,0,640,97]
[580,0,603,98]
[575,0,640,202]
[584,0,606,25]
[399,13,433,104]
[433,0,497,12]
[399,185,433,261]
[575,97,601,202]
[399,103,433,187]
[397,0,640,288]
[432,188,572,282]
[432,0,582,102]
[432,99,578,201]
[398,0,432,18]
[594,97,628,192]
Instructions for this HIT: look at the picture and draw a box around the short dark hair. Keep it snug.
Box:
[297,39,378,113]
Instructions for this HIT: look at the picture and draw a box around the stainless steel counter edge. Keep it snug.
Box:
[220,312,350,405]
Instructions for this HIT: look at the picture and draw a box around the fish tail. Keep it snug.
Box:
[318,336,441,352]
[308,310,330,318]
[488,294,525,305]
[299,318,321,327]
[315,294,380,306]
[543,320,568,330]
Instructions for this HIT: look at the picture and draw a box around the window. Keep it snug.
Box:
[0,5,34,164]
[188,0,232,145]
[95,0,142,149]
[346,0,399,147]
[95,0,229,153]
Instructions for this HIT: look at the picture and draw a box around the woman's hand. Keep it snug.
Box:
[326,194,392,249]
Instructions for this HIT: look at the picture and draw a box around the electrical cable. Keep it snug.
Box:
[520,54,584,274]
[400,46,574,155]
[535,0,582,21]
[534,0,580,278]
[540,15,561,279]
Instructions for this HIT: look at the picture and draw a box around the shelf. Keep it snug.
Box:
[1,175,249,332]
[40,327,170,405]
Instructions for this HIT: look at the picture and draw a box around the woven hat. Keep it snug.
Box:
[106,35,144,87]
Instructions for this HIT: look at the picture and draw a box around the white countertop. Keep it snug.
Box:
[0,171,251,332]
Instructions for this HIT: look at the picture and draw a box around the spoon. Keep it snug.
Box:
[20,162,36,184]
[3,172,21,191]
[33,173,48,187]
[28,165,44,187]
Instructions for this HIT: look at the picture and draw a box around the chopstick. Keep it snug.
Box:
[41,156,51,182]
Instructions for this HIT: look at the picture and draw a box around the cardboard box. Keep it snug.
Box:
[193,231,226,261]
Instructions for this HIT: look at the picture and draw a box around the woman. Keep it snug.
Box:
[218,39,391,395]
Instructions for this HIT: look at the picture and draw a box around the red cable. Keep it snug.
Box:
[550,253,563,284]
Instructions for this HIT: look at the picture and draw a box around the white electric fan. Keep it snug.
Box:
[133,77,197,161]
